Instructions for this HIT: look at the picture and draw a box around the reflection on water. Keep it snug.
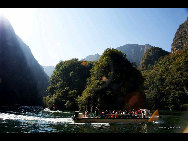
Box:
[0,106,187,133]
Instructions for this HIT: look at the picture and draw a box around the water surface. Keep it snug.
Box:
[0,106,187,133]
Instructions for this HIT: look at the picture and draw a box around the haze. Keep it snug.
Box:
[0,8,188,66]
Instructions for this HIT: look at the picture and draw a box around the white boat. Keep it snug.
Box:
[73,117,149,124]
[73,109,159,124]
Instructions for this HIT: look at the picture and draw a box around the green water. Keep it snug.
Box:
[0,106,187,133]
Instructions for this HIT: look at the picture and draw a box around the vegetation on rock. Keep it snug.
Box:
[171,17,188,53]
[139,46,170,70]
[77,48,145,111]
[142,45,188,111]
[43,59,94,110]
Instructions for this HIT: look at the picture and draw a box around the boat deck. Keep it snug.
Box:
[74,117,149,123]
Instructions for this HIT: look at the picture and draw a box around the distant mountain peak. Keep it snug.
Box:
[43,66,55,77]
[116,44,152,66]
[82,44,152,67]
[82,53,101,61]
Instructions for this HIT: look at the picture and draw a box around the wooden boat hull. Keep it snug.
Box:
[73,118,149,124]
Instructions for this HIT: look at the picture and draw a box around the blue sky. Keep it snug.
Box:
[1,8,188,66]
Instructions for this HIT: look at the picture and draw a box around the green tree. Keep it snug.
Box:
[142,45,188,110]
[43,59,94,110]
[77,48,145,111]
[139,46,169,70]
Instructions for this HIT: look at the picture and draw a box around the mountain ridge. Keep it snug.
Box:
[82,44,152,67]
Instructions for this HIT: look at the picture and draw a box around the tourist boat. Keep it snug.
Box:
[73,109,159,124]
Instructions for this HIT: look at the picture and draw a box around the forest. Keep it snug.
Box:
[142,45,188,111]
[43,46,188,111]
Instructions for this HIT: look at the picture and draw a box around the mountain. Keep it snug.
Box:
[171,17,188,53]
[139,46,170,70]
[83,44,152,67]
[141,17,188,111]
[116,44,151,66]
[82,53,101,61]
[0,17,49,106]
[43,66,55,77]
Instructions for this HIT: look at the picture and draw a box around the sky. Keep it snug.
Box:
[0,8,188,66]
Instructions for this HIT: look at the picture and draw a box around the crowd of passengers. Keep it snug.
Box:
[95,109,150,119]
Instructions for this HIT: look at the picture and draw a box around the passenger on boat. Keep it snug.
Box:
[52,104,55,110]
[110,111,114,118]
[137,109,141,118]
[104,110,109,118]
[115,112,118,118]
[84,111,88,117]
[99,109,145,119]
[108,110,112,118]
[101,111,105,118]
[95,107,99,116]
[128,110,132,117]
[135,111,138,118]
[132,110,135,117]
[141,110,145,118]
[138,109,141,114]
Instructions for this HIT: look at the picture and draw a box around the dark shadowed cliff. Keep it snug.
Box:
[0,17,49,106]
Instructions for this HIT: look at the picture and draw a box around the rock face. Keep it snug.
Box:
[171,17,188,53]
[83,44,151,67]
[82,53,101,61]
[116,44,152,66]
[139,46,170,70]
[0,17,49,106]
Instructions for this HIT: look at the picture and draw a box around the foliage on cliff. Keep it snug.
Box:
[171,17,188,53]
[142,45,188,110]
[77,48,145,111]
[139,46,170,70]
[43,59,94,110]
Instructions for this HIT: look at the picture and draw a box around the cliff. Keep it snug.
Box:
[0,17,49,106]
[171,17,188,53]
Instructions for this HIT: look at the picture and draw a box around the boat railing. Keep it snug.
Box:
[100,113,145,119]
[73,109,151,119]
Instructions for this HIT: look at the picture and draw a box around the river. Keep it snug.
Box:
[0,106,187,133]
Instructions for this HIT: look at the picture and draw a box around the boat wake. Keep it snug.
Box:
[0,112,110,126]
[0,112,73,124]
[43,108,64,113]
